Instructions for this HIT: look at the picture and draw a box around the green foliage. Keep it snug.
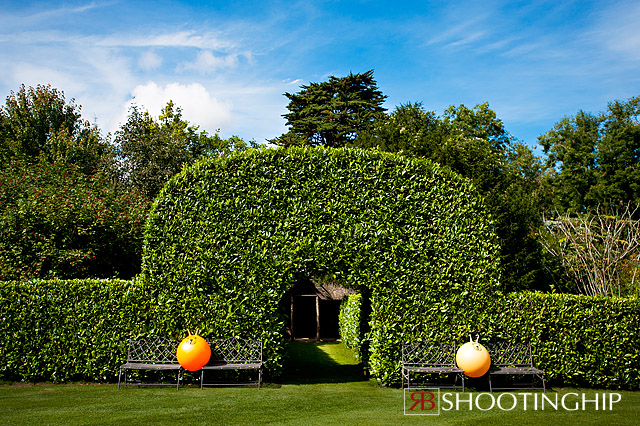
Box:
[486,292,640,389]
[354,102,549,292]
[0,159,149,280]
[0,84,113,175]
[349,289,639,389]
[338,294,363,361]
[1,280,637,389]
[141,146,500,381]
[0,279,151,382]
[275,70,387,148]
[539,95,640,212]
[115,101,253,200]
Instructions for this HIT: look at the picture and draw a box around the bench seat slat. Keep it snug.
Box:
[491,366,545,375]
[120,362,181,371]
[202,362,262,370]
[405,366,463,373]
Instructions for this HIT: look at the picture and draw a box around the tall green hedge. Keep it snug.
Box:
[141,146,500,380]
[1,280,637,388]
[338,290,640,389]
[487,292,640,389]
[339,294,364,361]
[0,279,150,382]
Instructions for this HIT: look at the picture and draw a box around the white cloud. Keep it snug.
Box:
[595,1,640,61]
[139,51,163,70]
[427,14,489,47]
[180,50,240,73]
[97,30,237,50]
[125,82,233,133]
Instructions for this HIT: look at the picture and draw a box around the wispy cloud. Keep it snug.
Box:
[96,30,238,50]
[426,13,489,47]
[0,1,112,26]
[179,50,241,73]
[138,51,163,71]
[592,1,640,61]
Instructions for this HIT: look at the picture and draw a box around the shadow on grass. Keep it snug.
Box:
[278,341,367,385]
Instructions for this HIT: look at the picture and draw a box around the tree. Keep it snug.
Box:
[0,84,113,175]
[354,102,549,292]
[0,158,149,280]
[539,96,640,213]
[115,101,252,200]
[352,102,443,156]
[540,203,640,296]
[274,70,387,148]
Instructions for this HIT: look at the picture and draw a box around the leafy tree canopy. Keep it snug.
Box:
[273,70,387,148]
[0,84,112,174]
[539,95,640,213]
[115,101,253,200]
[0,158,148,280]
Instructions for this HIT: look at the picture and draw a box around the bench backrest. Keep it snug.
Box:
[485,341,534,367]
[127,336,179,363]
[402,341,457,367]
[209,337,262,364]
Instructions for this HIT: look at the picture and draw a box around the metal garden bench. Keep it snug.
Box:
[118,336,182,390]
[485,340,546,392]
[402,341,465,390]
[200,337,263,389]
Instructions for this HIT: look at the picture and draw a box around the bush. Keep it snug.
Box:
[141,146,500,380]
[0,279,151,382]
[0,160,149,280]
[354,290,640,389]
[339,294,363,360]
[487,292,640,389]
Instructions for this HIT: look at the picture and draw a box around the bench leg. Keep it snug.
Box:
[456,373,465,392]
[117,368,123,390]
[258,368,262,390]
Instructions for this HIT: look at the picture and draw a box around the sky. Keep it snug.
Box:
[1,0,639,154]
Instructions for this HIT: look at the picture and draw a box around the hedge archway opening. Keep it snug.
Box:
[141,147,500,383]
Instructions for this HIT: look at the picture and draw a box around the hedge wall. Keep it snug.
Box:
[338,294,364,361]
[488,292,640,389]
[141,146,500,380]
[338,290,640,389]
[2,279,636,387]
[0,279,150,382]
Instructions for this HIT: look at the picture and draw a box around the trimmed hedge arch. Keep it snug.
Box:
[141,147,501,383]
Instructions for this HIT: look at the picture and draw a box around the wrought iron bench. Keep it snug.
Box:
[485,341,546,392]
[402,341,465,390]
[200,337,263,389]
[118,336,182,390]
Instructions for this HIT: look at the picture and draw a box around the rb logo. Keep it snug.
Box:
[404,390,440,415]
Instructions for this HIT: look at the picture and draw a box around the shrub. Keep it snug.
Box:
[354,290,640,389]
[487,292,640,389]
[141,146,500,380]
[0,160,149,280]
[339,294,363,360]
[0,279,150,382]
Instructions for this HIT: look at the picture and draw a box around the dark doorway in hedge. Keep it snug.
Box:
[287,276,353,341]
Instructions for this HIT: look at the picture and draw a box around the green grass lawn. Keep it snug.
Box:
[1,342,638,425]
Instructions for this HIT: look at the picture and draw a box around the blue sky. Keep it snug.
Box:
[1,0,639,154]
